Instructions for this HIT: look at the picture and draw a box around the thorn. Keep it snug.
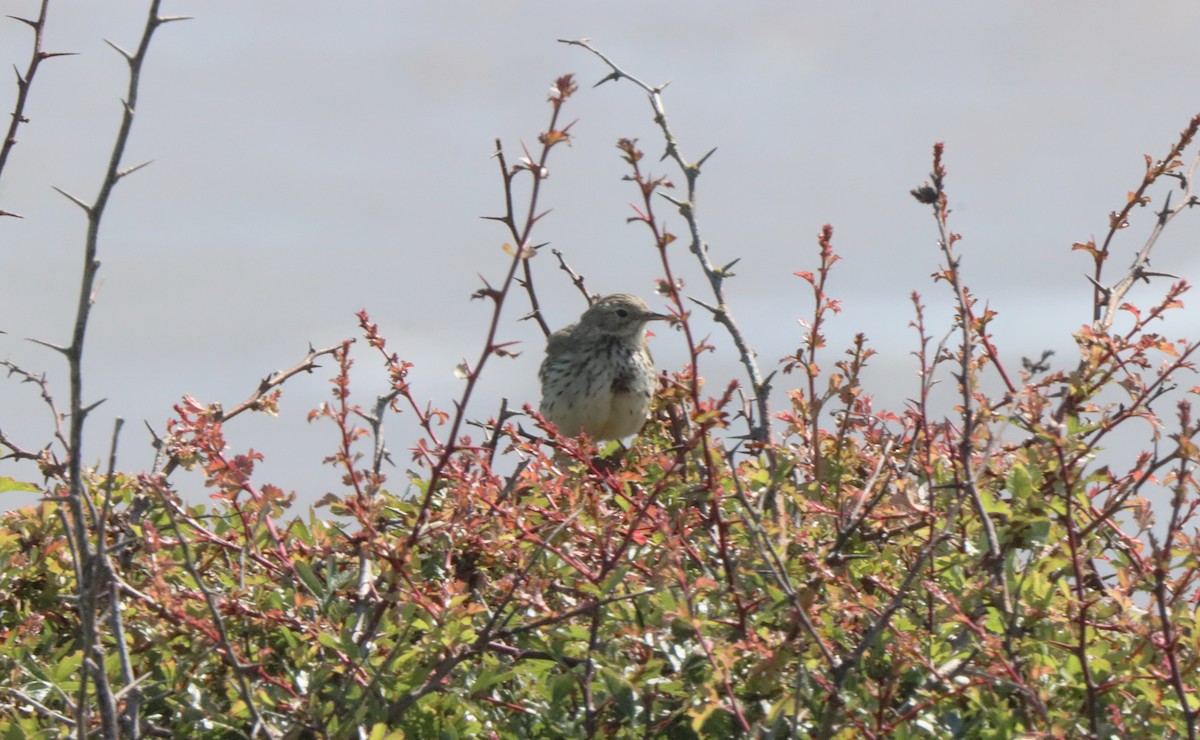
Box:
[1139,270,1181,282]
[26,337,70,356]
[143,420,163,450]
[696,146,718,168]
[757,370,777,394]
[117,160,154,179]
[40,52,78,60]
[687,296,723,316]
[156,15,194,24]
[104,39,133,62]
[51,186,92,213]
[724,431,762,443]
[0,210,24,219]
[6,15,37,30]
[80,398,108,418]
[1083,274,1110,299]
[658,192,685,207]
[593,71,620,87]
[1157,190,1174,224]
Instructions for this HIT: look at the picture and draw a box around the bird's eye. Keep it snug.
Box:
[616,309,629,317]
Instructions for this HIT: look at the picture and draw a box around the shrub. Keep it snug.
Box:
[1,10,1197,739]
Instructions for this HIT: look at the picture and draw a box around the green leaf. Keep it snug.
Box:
[368,724,405,740]
[601,667,636,721]
[0,476,39,494]
[295,560,326,600]
[549,673,575,705]
[1006,463,1033,500]
[469,668,514,695]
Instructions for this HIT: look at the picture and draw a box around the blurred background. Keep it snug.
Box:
[3,1,1200,510]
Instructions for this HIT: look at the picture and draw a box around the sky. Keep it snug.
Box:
[3,2,1200,511]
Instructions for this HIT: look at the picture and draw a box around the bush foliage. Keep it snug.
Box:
[2,8,1199,739]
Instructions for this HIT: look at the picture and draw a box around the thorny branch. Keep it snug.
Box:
[913,144,1010,614]
[349,75,580,657]
[40,3,189,736]
[0,360,67,470]
[1084,114,1200,330]
[560,38,773,446]
[155,342,344,477]
[0,0,77,217]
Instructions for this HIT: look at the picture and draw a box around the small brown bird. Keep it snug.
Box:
[538,294,667,440]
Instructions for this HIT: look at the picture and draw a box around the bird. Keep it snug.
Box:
[538,294,667,440]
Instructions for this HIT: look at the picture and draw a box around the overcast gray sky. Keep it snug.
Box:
[3,2,1200,509]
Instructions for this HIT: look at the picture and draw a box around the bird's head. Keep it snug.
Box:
[577,294,668,340]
